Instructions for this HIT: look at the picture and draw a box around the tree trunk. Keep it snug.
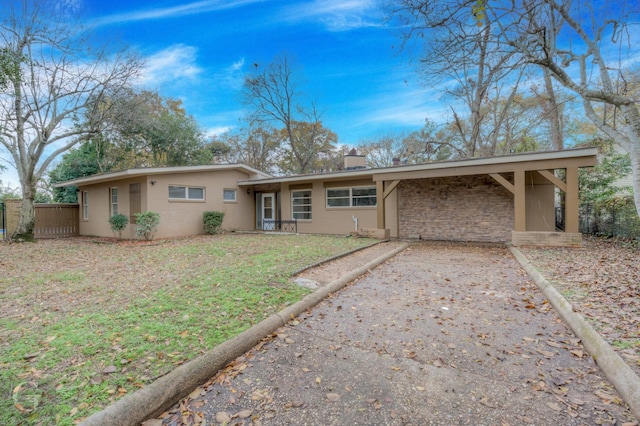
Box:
[12,179,37,241]
[628,140,640,218]
[543,69,564,151]
[617,104,640,217]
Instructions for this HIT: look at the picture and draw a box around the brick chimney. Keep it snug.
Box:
[344,148,366,170]
[392,157,401,166]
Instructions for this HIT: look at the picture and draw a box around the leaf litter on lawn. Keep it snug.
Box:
[0,234,376,426]
[521,237,640,376]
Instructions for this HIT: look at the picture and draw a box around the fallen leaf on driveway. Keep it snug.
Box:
[546,402,562,411]
[188,387,203,399]
[141,420,163,426]
[479,396,496,408]
[570,349,584,358]
[326,393,341,402]
[215,411,231,423]
[235,409,252,419]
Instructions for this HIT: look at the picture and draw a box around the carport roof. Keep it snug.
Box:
[237,147,598,186]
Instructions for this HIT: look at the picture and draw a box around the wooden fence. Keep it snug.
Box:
[3,199,79,239]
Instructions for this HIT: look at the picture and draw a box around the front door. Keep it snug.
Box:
[262,193,275,230]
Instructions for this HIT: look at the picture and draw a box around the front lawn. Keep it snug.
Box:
[0,234,375,425]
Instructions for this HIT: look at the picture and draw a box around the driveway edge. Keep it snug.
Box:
[510,246,640,421]
[80,243,409,426]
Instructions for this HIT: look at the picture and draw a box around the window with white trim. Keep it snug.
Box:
[168,185,205,201]
[110,188,118,216]
[292,190,312,220]
[223,189,237,202]
[82,191,89,220]
[327,186,376,207]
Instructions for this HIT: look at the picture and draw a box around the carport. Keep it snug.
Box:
[373,148,598,246]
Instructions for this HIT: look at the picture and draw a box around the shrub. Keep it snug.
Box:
[108,214,129,239]
[134,211,160,241]
[203,211,225,234]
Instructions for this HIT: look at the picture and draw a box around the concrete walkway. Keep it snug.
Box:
[154,243,636,425]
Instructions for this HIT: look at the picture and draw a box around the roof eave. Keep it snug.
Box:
[54,164,271,188]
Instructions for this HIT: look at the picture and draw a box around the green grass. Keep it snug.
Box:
[612,339,640,350]
[0,234,375,425]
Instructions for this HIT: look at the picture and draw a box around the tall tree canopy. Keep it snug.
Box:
[242,54,338,175]
[49,90,213,202]
[392,0,640,216]
[0,0,141,240]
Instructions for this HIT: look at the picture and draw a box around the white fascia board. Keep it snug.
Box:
[238,148,598,186]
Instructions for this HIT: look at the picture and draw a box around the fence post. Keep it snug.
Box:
[1,201,5,241]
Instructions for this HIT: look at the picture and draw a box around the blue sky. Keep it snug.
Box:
[84,0,439,144]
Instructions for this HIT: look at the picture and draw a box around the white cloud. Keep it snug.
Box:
[90,0,266,27]
[230,58,245,72]
[280,0,383,31]
[136,45,202,88]
[205,126,234,138]
[211,57,246,90]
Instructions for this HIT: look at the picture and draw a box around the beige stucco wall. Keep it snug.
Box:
[278,179,378,235]
[398,175,515,242]
[78,169,255,239]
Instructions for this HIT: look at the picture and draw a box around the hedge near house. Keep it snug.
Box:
[203,211,225,234]
[108,214,129,239]
[134,211,160,241]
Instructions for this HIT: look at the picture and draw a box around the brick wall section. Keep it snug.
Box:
[398,176,514,242]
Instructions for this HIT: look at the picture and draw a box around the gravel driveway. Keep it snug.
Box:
[158,242,636,425]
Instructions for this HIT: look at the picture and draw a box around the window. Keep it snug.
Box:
[168,185,205,201]
[327,186,377,208]
[223,189,237,202]
[82,191,89,220]
[130,183,141,224]
[110,188,118,216]
[292,190,312,220]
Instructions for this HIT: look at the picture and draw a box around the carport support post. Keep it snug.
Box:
[565,167,579,233]
[376,181,385,229]
[514,169,526,231]
[376,180,384,229]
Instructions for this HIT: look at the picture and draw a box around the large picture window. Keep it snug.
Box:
[327,186,376,208]
[292,190,312,220]
[169,185,205,201]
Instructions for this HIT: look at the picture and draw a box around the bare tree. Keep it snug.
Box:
[0,0,141,239]
[214,121,283,174]
[393,1,528,157]
[242,54,337,174]
[494,0,640,215]
[392,0,640,215]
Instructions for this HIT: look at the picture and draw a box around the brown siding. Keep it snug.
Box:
[398,176,514,242]
[3,199,78,239]
[34,204,79,238]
